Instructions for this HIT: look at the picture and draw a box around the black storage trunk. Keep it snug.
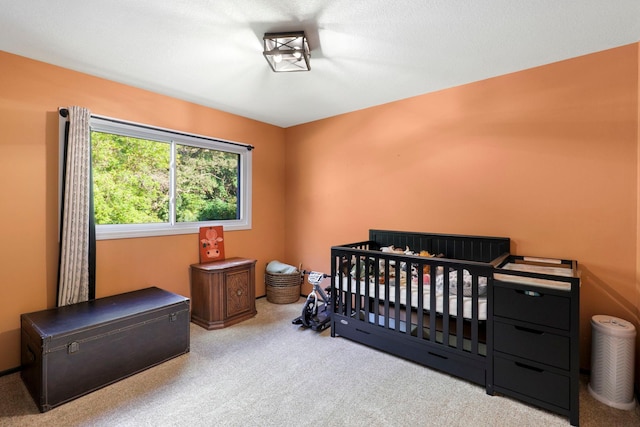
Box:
[20,286,190,412]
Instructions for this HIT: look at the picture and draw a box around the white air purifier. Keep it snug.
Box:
[588,315,636,410]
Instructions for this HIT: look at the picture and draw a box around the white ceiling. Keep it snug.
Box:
[1,1,639,128]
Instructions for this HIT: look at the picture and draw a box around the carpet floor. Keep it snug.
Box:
[1,297,638,426]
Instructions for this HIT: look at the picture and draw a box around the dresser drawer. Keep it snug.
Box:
[494,356,570,410]
[494,284,570,330]
[494,321,570,370]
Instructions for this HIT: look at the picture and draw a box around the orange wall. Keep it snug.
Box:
[636,41,640,386]
[0,51,286,372]
[1,43,639,380]
[637,40,640,364]
[285,43,640,373]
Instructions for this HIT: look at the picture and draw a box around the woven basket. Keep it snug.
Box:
[265,271,302,304]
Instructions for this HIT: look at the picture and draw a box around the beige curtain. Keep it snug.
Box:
[57,106,92,306]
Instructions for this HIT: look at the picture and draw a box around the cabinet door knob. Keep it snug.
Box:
[237,289,243,296]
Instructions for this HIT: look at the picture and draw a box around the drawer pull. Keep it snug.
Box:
[514,325,544,335]
[517,290,542,297]
[515,361,544,373]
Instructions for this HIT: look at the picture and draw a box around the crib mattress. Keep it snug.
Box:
[337,277,487,320]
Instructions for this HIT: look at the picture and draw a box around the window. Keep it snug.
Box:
[89,117,252,240]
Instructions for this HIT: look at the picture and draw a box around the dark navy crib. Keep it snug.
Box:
[330,230,510,389]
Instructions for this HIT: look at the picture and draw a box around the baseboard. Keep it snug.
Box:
[0,365,21,378]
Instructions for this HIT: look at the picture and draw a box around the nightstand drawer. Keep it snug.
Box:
[494,284,570,330]
[494,321,570,370]
[494,355,570,410]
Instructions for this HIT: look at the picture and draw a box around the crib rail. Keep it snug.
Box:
[330,244,494,358]
[369,230,510,263]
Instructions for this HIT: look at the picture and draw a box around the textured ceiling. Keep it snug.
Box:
[1,1,639,127]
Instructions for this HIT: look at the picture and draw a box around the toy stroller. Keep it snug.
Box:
[292,270,332,331]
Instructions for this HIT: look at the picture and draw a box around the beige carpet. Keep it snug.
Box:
[1,297,638,427]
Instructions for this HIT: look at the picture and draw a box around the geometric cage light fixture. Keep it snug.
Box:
[263,31,310,72]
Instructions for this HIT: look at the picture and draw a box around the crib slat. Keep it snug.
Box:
[457,267,464,351]
[363,257,371,321]
[443,266,451,347]
[416,262,424,340]
[347,256,354,318]
[429,266,437,344]
[373,255,380,328]
[471,272,479,355]
[383,260,390,329]
[405,262,412,335]
[394,262,401,332]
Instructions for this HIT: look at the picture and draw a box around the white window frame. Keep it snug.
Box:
[89,116,252,240]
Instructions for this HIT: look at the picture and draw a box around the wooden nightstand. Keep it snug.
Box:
[190,257,257,330]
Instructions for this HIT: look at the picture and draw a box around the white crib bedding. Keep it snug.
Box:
[337,272,487,321]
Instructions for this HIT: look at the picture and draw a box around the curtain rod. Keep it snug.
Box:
[58,108,254,151]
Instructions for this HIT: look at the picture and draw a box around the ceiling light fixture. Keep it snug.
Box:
[263,31,310,72]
